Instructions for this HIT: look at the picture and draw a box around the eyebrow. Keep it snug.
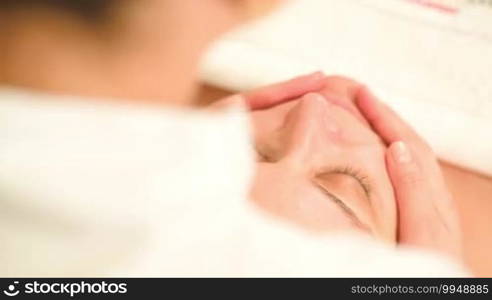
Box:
[313,180,372,233]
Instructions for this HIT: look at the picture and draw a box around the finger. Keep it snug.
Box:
[387,141,461,257]
[356,87,420,144]
[243,71,327,110]
[386,141,427,216]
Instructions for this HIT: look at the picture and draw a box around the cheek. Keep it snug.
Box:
[250,164,300,215]
[353,148,398,242]
[251,164,360,232]
[252,104,297,160]
[252,113,279,139]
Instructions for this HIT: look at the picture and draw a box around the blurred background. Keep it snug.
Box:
[197,0,492,276]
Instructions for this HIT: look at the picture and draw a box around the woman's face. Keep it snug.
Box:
[250,78,397,242]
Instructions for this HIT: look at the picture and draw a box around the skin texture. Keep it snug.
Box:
[249,88,397,242]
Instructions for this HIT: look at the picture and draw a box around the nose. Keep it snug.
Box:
[282,93,340,162]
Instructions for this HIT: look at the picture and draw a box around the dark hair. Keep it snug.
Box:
[0,0,117,22]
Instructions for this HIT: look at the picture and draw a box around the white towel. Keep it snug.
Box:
[201,0,492,176]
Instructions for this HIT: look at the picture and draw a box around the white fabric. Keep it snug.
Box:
[200,0,492,176]
[0,88,467,276]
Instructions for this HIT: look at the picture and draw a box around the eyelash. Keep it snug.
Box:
[322,166,372,197]
[255,146,372,196]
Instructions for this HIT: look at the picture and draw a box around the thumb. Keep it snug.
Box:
[386,141,425,217]
[386,141,462,258]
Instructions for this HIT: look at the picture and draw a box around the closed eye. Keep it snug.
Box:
[313,182,372,233]
[317,166,372,199]
[313,166,373,232]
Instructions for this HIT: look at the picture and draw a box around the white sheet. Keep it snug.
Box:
[201,0,492,176]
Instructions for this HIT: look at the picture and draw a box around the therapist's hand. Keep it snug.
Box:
[356,87,463,259]
[212,72,327,110]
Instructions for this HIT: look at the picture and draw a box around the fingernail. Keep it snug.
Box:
[392,141,412,164]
